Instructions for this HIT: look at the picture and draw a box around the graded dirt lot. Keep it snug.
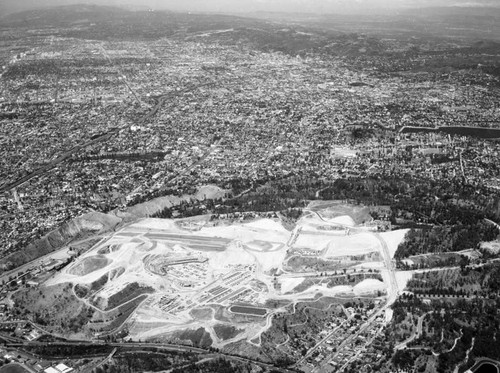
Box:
[68,255,110,276]
[307,200,372,224]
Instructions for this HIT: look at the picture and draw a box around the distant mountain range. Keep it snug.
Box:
[1,0,500,16]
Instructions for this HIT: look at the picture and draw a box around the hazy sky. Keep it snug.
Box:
[1,0,500,15]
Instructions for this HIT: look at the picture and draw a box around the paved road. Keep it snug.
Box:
[294,314,354,367]
[82,347,117,373]
[6,340,208,353]
[374,233,399,304]
[395,312,429,350]
[484,218,500,231]
[164,356,218,373]
[468,357,500,372]
[289,215,400,371]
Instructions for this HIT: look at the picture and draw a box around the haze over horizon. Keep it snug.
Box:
[2,0,500,16]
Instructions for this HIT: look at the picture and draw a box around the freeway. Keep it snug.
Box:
[6,341,299,373]
[6,341,209,354]
[374,233,399,304]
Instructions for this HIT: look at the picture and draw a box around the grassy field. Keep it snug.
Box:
[12,282,92,336]
[105,282,154,311]
[90,294,148,334]
[284,255,347,273]
[171,327,213,348]
[213,324,243,340]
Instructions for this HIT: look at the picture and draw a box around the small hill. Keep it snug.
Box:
[472,40,500,53]
[0,2,129,19]
[0,4,129,26]
[115,185,228,222]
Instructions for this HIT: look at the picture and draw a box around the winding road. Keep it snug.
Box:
[395,312,430,350]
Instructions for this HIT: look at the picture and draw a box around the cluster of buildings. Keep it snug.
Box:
[1,347,74,373]
[1,32,499,269]
[0,257,68,306]
[300,303,386,372]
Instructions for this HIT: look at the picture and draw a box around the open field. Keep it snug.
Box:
[12,282,92,337]
[213,324,243,341]
[323,233,380,258]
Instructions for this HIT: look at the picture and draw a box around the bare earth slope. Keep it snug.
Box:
[0,211,121,272]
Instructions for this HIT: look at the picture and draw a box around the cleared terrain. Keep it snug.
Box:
[41,202,408,347]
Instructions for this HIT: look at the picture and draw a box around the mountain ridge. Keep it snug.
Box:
[1,0,500,17]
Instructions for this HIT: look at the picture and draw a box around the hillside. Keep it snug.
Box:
[0,212,121,272]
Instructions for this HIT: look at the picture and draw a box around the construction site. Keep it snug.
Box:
[36,202,409,349]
